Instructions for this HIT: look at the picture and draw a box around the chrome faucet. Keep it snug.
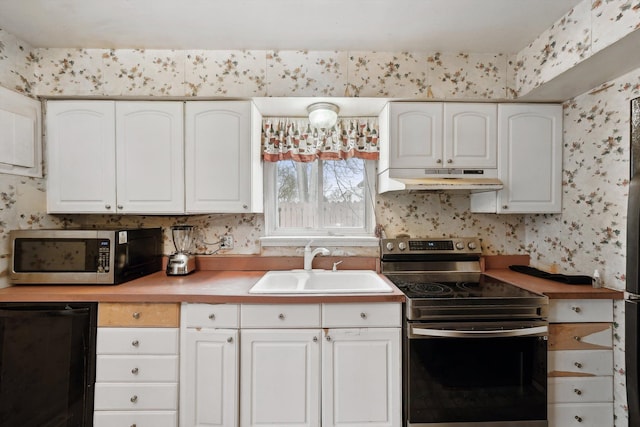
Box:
[303,241,330,271]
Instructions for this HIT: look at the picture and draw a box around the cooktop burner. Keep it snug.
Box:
[385,274,541,300]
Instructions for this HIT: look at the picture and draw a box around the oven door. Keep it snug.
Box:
[405,320,548,427]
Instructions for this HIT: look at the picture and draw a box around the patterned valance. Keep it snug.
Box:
[262,118,380,162]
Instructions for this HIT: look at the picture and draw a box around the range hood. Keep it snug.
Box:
[378,168,504,193]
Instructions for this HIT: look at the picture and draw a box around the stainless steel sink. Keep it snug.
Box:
[249,270,393,294]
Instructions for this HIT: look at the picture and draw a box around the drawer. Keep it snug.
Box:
[99,303,180,327]
[241,304,321,328]
[548,350,613,377]
[548,300,613,323]
[182,303,239,328]
[548,402,613,427]
[96,355,179,382]
[322,303,401,327]
[97,328,179,355]
[549,323,612,350]
[548,377,613,403]
[94,383,178,410]
[94,411,177,427]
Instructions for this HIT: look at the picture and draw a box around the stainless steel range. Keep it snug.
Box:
[381,237,549,427]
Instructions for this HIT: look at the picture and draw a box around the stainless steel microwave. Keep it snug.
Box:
[10,228,163,285]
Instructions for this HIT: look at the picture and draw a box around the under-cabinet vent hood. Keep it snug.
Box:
[378,169,504,193]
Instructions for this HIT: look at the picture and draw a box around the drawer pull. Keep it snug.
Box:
[209,313,216,320]
[575,415,583,422]
[132,312,141,319]
[227,336,233,343]
[573,336,582,342]
[573,388,582,395]
[360,312,367,319]
[130,395,138,403]
[131,340,140,347]
[278,313,285,320]
[131,367,139,375]
[574,362,583,369]
[571,306,581,313]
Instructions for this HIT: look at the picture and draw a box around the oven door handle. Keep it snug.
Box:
[409,325,548,339]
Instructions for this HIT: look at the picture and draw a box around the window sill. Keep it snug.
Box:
[260,236,380,247]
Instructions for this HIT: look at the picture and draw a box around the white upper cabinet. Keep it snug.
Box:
[383,102,497,173]
[387,102,444,170]
[443,103,497,168]
[47,101,117,213]
[115,102,184,214]
[185,101,263,213]
[471,104,563,213]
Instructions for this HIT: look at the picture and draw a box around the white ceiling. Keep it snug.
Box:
[0,0,581,54]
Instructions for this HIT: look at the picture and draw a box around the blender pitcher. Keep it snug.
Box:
[166,225,196,275]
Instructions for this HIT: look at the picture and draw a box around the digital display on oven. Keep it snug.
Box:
[409,240,454,251]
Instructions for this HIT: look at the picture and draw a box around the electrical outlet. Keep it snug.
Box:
[221,235,234,249]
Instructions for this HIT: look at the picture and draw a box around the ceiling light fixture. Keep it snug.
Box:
[307,102,339,129]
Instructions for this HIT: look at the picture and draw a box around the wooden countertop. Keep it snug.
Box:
[0,270,406,304]
[484,269,623,300]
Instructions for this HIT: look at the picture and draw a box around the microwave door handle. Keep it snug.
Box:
[410,325,548,339]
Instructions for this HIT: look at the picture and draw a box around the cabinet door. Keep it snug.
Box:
[322,328,401,427]
[240,329,321,427]
[388,103,443,169]
[497,104,562,213]
[115,102,184,214]
[185,101,262,213]
[443,103,497,168]
[181,328,238,427]
[46,101,116,213]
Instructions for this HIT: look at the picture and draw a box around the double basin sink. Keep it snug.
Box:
[249,270,393,294]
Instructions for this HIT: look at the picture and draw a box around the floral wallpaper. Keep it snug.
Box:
[1,0,639,423]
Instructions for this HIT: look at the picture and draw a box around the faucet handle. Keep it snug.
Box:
[332,261,343,271]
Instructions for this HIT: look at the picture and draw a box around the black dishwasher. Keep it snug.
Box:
[0,302,97,427]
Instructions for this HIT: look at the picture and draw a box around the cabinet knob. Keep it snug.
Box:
[131,367,139,375]
[130,395,138,403]
[360,312,367,319]
[573,336,582,342]
[209,313,216,320]
[131,340,140,347]
[132,312,141,319]
[574,362,583,369]
[313,336,318,342]
[571,306,582,313]
[326,336,332,342]
[227,337,233,343]
[243,204,248,209]
[573,388,582,395]
[436,159,442,164]
[105,204,111,210]
[575,415,583,422]
[117,204,124,210]
[502,205,508,209]
[278,313,285,320]
[447,159,453,164]
[130,424,137,427]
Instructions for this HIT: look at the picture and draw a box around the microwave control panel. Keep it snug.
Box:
[97,239,110,273]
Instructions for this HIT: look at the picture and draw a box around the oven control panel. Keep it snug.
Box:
[381,237,482,256]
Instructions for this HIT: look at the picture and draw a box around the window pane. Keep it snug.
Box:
[322,159,365,228]
[276,160,318,229]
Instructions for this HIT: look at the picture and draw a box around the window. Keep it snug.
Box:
[264,158,376,236]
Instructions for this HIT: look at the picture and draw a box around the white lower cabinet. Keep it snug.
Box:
[180,303,240,427]
[547,299,615,427]
[238,303,401,427]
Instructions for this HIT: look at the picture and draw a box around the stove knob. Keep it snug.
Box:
[468,241,477,250]
[398,242,407,251]
[386,242,394,251]
[455,241,465,250]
